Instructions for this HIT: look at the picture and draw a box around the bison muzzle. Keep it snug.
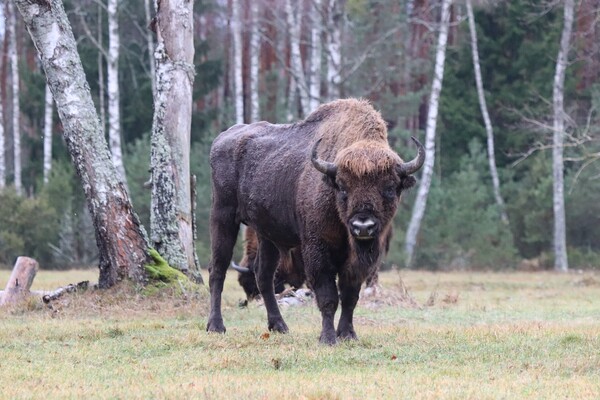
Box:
[207,98,424,344]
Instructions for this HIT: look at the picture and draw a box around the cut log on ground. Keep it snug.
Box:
[42,281,89,303]
[0,256,39,305]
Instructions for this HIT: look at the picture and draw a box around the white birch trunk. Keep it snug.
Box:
[14,0,150,287]
[150,0,199,278]
[249,0,261,122]
[107,0,127,188]
[404,0,452,267]
[466,0,508,225]
[552,0,574,272]
[308,0,322,111]
[326,0,342,100]
[43,83,53,184]
[144,0,156,97]
[98,2,106,131]
[0,7,5,189]
[8,2,21,195]
[286,0,310,116]
[232,0,244,124]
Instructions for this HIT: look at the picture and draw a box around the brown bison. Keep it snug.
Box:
[207,99,424,344]
[232,225,386,301]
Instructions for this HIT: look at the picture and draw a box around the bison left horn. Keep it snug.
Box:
[230,261,251,273]
[311,139,337,178]
[396,136,425,176]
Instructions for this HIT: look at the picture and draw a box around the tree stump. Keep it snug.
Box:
[0,257,39,305]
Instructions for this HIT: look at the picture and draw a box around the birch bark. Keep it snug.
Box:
[466,0,508,224]
[107,0,128,187]
[249,0,261,122]
[308,0,322,111]
[150,0,200,279]
[232,0,244,124]
[43,83,53,184]
[8,2,21,195]
[286,0,310,116]
[404,0,452,267]
[144,0,156,97]
[552,0,575,272]
[325,0,342,100]
[14,0,150,287]
[0,10,4,189]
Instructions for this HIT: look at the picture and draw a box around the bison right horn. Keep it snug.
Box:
[311,139,338,178]
[230,261,251,273]
[396,136,425,176]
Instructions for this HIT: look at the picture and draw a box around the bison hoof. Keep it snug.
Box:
[207,318,226,333]
[337,329,358,341]
[268,318,289,333]
[319,331,338,346]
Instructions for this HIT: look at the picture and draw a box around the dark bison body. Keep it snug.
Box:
[207,99,424,344]
[232,225,387,300]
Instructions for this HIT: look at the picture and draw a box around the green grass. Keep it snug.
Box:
[1,269,600,399]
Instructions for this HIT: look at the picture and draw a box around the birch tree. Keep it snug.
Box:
[286,0,310,116]
[0,4,5,189]
[14,0,150,288]
[249,0,261,122]
[43,83,53,184]
[8,2,21,195]
[107,0,128,187]
[308,0,322,111]
[325,0,343,100]
[232,0,244,124]
[552,0,575,272]
[150,0,200,279]
[404,0,452,267]
[466,0,508,224]
[144,0,156,97]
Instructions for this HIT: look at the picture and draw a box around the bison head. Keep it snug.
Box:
[312,137,425,243]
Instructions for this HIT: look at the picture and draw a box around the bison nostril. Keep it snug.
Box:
[351,219,375,230]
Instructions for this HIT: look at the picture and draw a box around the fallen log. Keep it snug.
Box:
[0,256,39,305]
[42,281,89,303]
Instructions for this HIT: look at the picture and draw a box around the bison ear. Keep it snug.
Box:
[399,176,416,192]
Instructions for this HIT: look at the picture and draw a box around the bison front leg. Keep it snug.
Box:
[336,276,361,341]
[207,205,240,333]
[256,239,289,333]
[309,271,339,345]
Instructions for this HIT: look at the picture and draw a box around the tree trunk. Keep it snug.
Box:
[232,0,244,124]
[308,0,322,111]
[150,0,200,280]
[97,1,106,132]
[107,0,128,188]
[404,0,452,267]
[466,0,508,225]
[8,2,21,195]
[286,0,310,116]
[0,11,5,190]
[14,0,150,288]
[0,256,38,306]
[249,0,261,122]
[325,0,343,100]
[552,0,574,272]
[144,0,156,98]
[43,83,53,184]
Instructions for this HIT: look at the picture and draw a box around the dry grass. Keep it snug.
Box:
[1,268,600,399]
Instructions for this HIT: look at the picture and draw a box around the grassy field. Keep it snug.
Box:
[1,268,600,399]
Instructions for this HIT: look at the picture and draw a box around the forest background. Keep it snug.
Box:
[0,0,598,272]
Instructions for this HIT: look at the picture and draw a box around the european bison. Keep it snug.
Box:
[207,99,424,344]
[232,225,387,301]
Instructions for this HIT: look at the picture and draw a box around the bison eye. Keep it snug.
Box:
[383,186,396,200]
[338,187,348,202]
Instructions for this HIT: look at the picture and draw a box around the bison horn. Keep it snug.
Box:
[311,139,337,178]
[230,261,251,273]
[396,136,425,176]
